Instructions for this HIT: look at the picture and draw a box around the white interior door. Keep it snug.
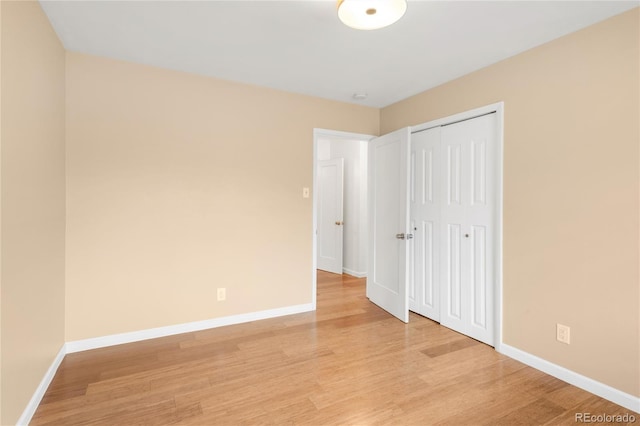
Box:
[317,158,344,274]
[409,127,441,320]
[367,128,410,323]
[440,114,496,345]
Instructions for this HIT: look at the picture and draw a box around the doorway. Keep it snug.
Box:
[312,129,374,309]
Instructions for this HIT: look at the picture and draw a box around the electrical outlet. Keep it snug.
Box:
[217,288,226,301]
[556,323,570,344]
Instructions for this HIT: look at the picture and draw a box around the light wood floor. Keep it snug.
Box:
[32,271,634,425]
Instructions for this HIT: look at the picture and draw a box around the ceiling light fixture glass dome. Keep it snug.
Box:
[337,0,407,30]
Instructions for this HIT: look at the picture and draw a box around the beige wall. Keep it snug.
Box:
[0,1,66,424]
[381,8,639,397]
[0,4,636,421]
[65,52,379,341]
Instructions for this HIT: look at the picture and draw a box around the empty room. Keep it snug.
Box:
[1,0,639,424]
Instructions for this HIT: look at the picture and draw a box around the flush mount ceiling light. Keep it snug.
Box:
[337,0,407,30]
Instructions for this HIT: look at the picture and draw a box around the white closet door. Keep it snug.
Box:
[409,127,441,321]
[440,114,496,346]
[367,128,411,323]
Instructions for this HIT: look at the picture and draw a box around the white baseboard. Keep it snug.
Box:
[342,268,366,278]
[17,304,312,423]
[66,303,314,353]
[19,304,313,424]
[19,311,639,426]
[499,344,640,414]
[17,344,67,426]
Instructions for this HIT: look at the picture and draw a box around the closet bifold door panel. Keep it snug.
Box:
[439,114,496,346]
[409,127,441,321]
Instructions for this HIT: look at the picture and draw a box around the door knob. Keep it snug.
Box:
[335,221,344,225]
[396,233,414,240]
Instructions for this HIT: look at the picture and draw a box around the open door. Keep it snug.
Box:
[366,128,411,322]
[317,158,344,274]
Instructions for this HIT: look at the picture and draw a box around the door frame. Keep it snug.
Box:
[312,129,375,310]
[411,102,504,350]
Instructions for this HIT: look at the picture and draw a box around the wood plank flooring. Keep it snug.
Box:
[32,271,635,425]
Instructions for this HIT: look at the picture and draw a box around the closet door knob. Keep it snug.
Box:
[396,233,414,240]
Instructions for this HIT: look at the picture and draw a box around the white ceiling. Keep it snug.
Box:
[40,1,638,108]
